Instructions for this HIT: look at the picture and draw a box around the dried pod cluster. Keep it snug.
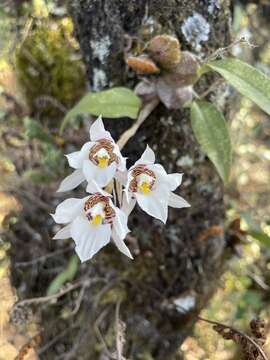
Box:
[213,318,267,360]
[125,34,200,109]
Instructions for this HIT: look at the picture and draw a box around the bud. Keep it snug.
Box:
[148,35,181,69]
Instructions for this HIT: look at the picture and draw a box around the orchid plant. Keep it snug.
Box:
[52,117,190,262]
[53,33,270,263]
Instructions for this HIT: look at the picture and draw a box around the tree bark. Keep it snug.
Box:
[69,1,231,359]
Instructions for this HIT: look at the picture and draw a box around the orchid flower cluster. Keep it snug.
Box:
[52,116,190,262]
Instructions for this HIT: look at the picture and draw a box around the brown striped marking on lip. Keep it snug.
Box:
[89,139,119,166]
[128,164,156,193]
[84,193,116,224]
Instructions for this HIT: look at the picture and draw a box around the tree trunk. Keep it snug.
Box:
[69,1,231,359]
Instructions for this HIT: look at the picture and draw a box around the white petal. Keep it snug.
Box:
[135,145,155,165]
[86,180,112,197]
[121,193,136,216]
[168,192,190,208]
[113,144,126,172]
[51,198,85,224]
[166,173,183,191]
[148,163,167,176]
[112,207,130,239]
[148,165,183,191]
[65,142,94,169]
[136,187,169,223]
[57,169,85,192]
[53,224,71,239]
[111,229,133,259]
[71,216,111,262]
[89,116,112,141]
[83,160,116,187]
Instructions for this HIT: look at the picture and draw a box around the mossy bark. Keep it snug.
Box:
[69,1,231,359]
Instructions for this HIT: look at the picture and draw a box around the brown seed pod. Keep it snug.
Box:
[148,35,181,69]
[125,55,160,74]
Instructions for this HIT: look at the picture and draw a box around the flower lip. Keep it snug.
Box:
[128,164,156,195]
[84,193,116,225]
[89,138,119,169]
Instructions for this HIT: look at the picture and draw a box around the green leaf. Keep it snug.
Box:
[23,117,53,143]
[190,100,232,183]
[207,58,270,115]
[47,255,79,296]
[61,87,142,133]
[248,229,270,247]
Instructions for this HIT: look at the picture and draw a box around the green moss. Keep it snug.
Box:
[15,18,86,120]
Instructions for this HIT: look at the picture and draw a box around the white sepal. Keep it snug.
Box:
[53,224,71,239]
[57,169,85,192]
[111,229,133,259]
[135,145,155,165]
[65,142,94,169]
[168,192,190,208]
[51,197,85,224]
[89,115,112,141]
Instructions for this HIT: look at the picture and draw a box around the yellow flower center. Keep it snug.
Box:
[91,214,103,225]
[97,156,109,168]
[138,181,151,195]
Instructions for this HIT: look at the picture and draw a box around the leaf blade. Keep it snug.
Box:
[190,100,232,183]
[207,58,270,115]
[46,255,79,296]
[61,87,141,133]
[248,229,270,247]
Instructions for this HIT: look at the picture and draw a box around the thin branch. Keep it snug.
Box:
[14,279,92,307]
[94,307,115,359]
[38,323,79,355]
[68,285,85,317]
[247,271,270,291]
[14,247,72,268]
[115,300,123,360]
[197,316,268,360]
[206,36,258,63]
[34,95,67,114]
[117,98,159,150]
[198,78,225,99]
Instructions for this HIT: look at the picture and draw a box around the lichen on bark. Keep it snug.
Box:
[68,1,232,358]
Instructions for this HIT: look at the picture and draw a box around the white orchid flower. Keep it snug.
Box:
[52,184,133,262]
[124,145,190,223]
[57,116,126,192]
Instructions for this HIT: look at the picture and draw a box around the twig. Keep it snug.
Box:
[94,307,115,359]
[115,300,122,360]
[38,323,79,355]
[247,271,270,291]
[206,37,258,63]
[198,79,225,99]
[14,247,72,268]
[117,98,159,150]
[14,279,90,307]
[68,284,85,317]
[197,316,268,360]
[34,95,67,114]
[13,189,52,212]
